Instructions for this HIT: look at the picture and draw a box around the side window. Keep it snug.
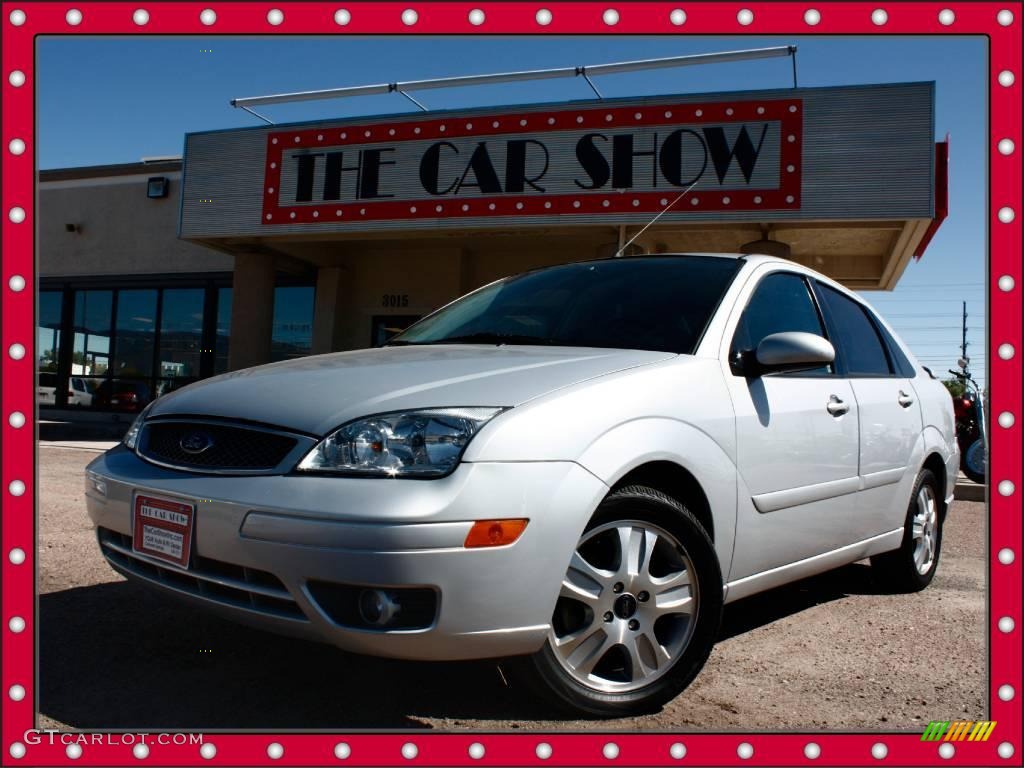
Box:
[816,284,893,376]
[873,317,917,378]
[731,272,831,375]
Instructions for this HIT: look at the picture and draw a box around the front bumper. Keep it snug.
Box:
[85,447,608,660]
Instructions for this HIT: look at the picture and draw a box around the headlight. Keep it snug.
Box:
[296,407,505,477]
[122,403,154,450]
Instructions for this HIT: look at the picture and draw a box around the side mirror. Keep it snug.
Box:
[744,332,835,376]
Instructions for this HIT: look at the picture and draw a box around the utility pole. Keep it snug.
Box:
[960,300,969,374]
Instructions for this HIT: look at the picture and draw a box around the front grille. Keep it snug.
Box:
[98,528,307,621]
[139,421,298,471]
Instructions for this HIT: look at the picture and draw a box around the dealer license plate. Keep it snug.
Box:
[132,493,195,568]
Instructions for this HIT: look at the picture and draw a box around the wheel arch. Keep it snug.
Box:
[921,451,950,521]
[610,461,715,543]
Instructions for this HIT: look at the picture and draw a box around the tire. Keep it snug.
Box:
[963,438,986,485]
[510,485,723,717]
[870,469,943,592]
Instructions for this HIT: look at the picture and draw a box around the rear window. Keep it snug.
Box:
[39,372,56,387]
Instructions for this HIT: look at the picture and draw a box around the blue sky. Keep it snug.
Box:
[36,35,987,384]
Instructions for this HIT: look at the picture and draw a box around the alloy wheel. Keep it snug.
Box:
[911,484,939,575]
[548,520,698,693]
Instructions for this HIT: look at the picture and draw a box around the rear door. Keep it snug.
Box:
[725,269,861,579]
[814,283,923,539]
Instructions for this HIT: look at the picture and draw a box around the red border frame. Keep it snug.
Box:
[261,98,803,224]
[1,3,1021,767]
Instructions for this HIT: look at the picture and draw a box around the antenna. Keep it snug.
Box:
[615,180,700,257]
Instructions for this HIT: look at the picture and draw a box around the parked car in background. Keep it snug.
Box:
[91,379,151,413]
[85,254,958,716]
[68,376,94,407]
[37,371,58,406]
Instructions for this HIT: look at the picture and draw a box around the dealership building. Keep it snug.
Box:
[38,81,946,414]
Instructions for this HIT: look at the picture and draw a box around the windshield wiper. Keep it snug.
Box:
[394,332,558,346]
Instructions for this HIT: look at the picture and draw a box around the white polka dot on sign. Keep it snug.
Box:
[8,207,25,223]
[998,70,1015,87]
[468,743,485,759]
[334,8,351,25]
[66,744,82,760]
[871,8,888,25]
[9,8,26,25]
[9,480,25,497]
[9,343,25,360]
[997,411,1015,428]
[199,8,216,25]
[998,480,1015,496]
[267,8,284,25]
[997,9,1014,25]
[872,743,888,759]
[999,547,1016,563]
[997,743,1014,759]
[737,8,753,25]
[804,743,821,759]
[998,616,1015,633]
[536,743,552,760]
[998,343,1015,360]
[669,8,686,25]
[133,743,149,759]
[998,684,1015,701]
[536,8,552,25]
[804,9,821,25]
[66,8,82,25]
[603,9,619,25]
[200,743,216,760]
[9,548,26,565]
[9,274,26,291]
[334,742,351,759]
[938,742,955,759]
[938,9,955,25]
[8,684,25,701]
[737,743,753,759]
[9,742,26,759]
[9,70,26,87]
[468,8,484,25]
[9,412,26,429]
[401,743,418,759]
[998,207,1015,223]
[133,9,149,25]
[267,743,284,759]
[9,138,26,155]
[998,139,1015,155]
[603,743,619,759]
[401,8,418,25]
[669,743,686,759]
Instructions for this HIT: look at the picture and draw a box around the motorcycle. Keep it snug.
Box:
[948,367,986,485]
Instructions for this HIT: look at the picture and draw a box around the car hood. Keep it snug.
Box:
[149,345,676,435]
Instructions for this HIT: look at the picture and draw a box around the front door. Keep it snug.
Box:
[724,269,861,580]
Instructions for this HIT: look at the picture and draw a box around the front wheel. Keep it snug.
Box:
[963,438,986,485]
[511,485,722,717]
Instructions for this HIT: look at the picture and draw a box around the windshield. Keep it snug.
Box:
[390,256,742,354]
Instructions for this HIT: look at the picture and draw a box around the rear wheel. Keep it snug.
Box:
[871,469,943,592]
[963,438,986,485]
[512,485,722,716]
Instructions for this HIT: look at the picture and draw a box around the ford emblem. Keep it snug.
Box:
[179,431,214,455]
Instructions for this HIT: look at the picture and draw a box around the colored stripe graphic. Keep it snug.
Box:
[923,721,997,742]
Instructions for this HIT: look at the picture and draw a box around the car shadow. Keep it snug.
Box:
[40,563,884,729]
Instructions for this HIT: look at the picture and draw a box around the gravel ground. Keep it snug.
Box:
[37,446,985,732]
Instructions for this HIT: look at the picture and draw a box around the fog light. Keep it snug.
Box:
[358,588,401,626]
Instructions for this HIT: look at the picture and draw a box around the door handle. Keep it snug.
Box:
[826,395,850,416]
[898,390,915,408]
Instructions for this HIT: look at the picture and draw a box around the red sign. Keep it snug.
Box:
[132,494,195,568]
[262,98,802,225]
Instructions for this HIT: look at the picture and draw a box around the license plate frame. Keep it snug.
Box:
[132,492,196,569]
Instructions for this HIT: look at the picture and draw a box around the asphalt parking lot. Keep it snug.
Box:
[38,445,985,732]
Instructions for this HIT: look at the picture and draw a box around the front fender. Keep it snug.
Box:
[576,418,738,579]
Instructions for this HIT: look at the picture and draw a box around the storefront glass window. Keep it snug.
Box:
[113,289,158,378]
[72,290,112,378]
[215,287,232,374]
[38,291,64,406]
[156,288,205,396]
[271,286,314,362]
